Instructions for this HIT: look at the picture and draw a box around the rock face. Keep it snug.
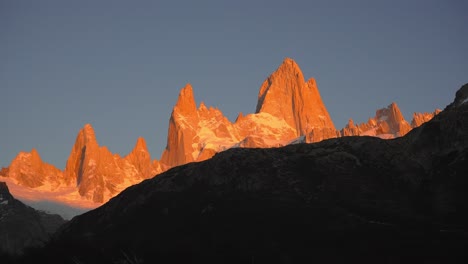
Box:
[42,84,468,263]
[411,109,442,127]
[0,182,66,256]
[375,102,412,136]
[7,149,63,189]
[0,167,9,177]
[160,59,339,168]
[1,124,162,205]
[341,103,439,138]
[125,137,161,180]
[160,84,205,167]
[63,124,161,203]
[159,58,443,168]
[159,83,297,168]
[256,58,336,136]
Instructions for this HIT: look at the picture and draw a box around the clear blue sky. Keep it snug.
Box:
[1,0,467,169]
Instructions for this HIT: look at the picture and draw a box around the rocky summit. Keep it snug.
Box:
[6,148,63,189]
[28,84,467,264]
[340,102,441,138]
[61,124,162,203]
[255,58,336,136]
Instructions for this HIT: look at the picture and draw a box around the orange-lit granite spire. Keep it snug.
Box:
[7,148,62,188]
[159,58,339,168]
[256,58,336,135]
[160,83,201,167]
[63,124,161,203]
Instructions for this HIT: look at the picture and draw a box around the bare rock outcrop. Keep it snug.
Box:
[7,148,63,189]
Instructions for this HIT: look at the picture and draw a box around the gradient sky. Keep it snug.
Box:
[1,0,467,169]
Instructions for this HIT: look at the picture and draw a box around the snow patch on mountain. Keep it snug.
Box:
[0,176,96,219]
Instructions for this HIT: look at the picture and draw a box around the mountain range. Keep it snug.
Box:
[20,82,468,263]
[0,58,440,216]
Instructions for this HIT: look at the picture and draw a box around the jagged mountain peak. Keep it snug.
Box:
[199,101,208,111]
[6,148,62,188]
[127,137,150,159]
[256,58,305,114]
[279,57,302,72]
[389,102,403,114]
[411,109,442,127]
[76,123,98,146]
[235,112,244,122]
[346,119,356,129]
[12,148,42,164]
[376,102,405,121]
[83,123,94,131]
[61,124,161,203]
[159,59,339,169]
[125,136,159,181]
[83,122,96,134]
[174,83,197,115]
[134,137,148,151]
[340,101,439,138]
[30,147,39,156]
[374,102,411,136]
[255,58,335,136]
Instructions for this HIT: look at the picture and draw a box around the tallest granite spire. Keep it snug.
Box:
[256,58,336,136]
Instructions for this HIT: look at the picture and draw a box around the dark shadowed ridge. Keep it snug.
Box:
[0,182,66,260]
[21,84,468,263]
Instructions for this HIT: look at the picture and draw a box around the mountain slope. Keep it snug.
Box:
[39,84,468,264]
[0,182,66,257]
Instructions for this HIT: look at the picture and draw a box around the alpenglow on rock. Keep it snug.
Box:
[1,58,442,212]
[340,102,440,138]
[411,109,442,127]
[160,58,340,168]
[256,58,336,136]
[1,125,162,206]
[45,83,468,263]
[63,124,161,203]
[6,148,63,189]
